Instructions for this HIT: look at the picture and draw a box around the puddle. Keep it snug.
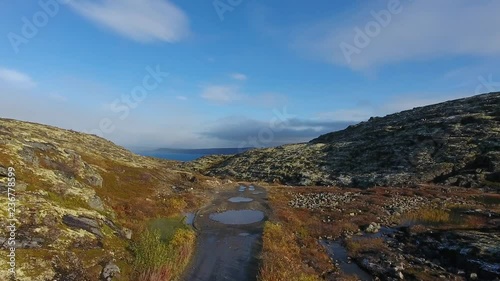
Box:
[184,213,195,225]
[239,232,250,236]
[321,240,372,281]
[252,191,263,195]
[239,185,247,192]
[248,185,255,191]
[228,197,254,203]
[210,210,264,225]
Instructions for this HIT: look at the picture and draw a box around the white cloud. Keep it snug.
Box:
[0,67,36,88]
[293,0,500,71]
[68,0,191,43]
[200,85,287,107]
[230,73,248,81]
[201,85,243,103]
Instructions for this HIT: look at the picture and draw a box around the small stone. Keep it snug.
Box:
[100,261,120,281]
[470,273,478,280]
[122,228,132,240]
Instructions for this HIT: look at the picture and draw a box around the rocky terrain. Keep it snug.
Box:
[192,92,500,188]
[264,185,500,280]
[0,118,215,280]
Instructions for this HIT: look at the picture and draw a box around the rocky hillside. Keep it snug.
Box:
[0,118,213,280]
[195,92,500,188]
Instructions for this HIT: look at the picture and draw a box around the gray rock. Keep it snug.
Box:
[88,195,105,211]
[364,222,381,233]
[87,174,103,187]
[100,261,120,281]
[121,228,132,240]
[62,215,103,238]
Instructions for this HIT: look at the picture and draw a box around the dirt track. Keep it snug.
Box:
[181,184,269,281]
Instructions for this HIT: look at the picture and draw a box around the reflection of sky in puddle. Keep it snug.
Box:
[184,213,195,225]
[248,185,255,191]
[252,191,263,195]
[238,185,247,192]
[210,210,264,225]
[228,197,254,203]
[321,240,372,280]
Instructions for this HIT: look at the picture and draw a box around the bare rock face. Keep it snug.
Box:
[62,215,103,238]
[198,92,500,188]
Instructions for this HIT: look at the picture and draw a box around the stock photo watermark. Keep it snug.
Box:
[475,74,500,95]
[238,107,295,152]
[339,0,412,64]
[213,0,245,21]
[7,0,72,54]
[84,65,169,137]
[5,167,17,278]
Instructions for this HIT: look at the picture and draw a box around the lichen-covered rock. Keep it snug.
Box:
[198,93,500,188]
[100,261,120,281]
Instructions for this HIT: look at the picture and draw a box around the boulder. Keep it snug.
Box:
[100,261,120,281]
[62,215,103,238]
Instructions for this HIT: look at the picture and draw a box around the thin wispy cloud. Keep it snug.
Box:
[293,0,500,71]
[230,73,248,81]
[176,95,188,101]
[200,84,287,107]
[0,67,36,88]
[201,85,243,104]
[68,0,191,43]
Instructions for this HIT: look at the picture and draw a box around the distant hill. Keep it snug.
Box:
[192,92,500,188]
[155,147,254,155]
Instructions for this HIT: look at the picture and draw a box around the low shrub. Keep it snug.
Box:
[132,227,195,281]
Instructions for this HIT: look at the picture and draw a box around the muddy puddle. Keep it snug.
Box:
[182,184,268,281]
[184,212,195,225]
[228,197,254,203]
[321,240,372,281]
[210,210,264,225]
[321,227,396,280]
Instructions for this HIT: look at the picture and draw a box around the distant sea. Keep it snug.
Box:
[134,147,253,162]
[137,151,207,162]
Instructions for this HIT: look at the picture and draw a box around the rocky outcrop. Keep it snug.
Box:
[0,118,210,280]
[62,215,104,238]
[198,92,500,188]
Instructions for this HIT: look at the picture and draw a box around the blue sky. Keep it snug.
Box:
[1,0,499,148]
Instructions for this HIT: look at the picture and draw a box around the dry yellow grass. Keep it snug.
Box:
[345,237,387,257]
[258,222,322,281]
[404,208,450,224]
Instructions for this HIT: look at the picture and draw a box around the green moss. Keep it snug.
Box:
[45,191,89,210]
